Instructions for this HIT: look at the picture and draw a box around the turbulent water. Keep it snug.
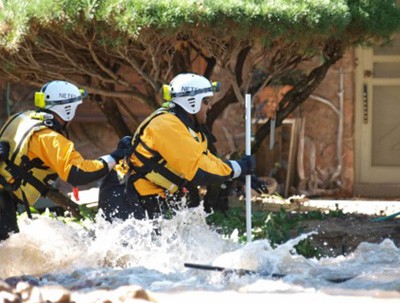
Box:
[1,203,400,302]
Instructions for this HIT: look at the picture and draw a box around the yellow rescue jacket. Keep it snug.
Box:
[0,110,109,206]
[119,107,233,197]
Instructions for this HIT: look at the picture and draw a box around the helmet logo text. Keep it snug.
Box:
[59,93,76,99]
[181,86,197,92]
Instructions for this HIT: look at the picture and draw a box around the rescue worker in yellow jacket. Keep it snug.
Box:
[98,73,266,221]
[0,80,128,241]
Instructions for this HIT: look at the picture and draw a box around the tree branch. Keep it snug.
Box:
[252,40,344,153]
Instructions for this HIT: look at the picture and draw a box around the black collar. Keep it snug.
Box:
[171,106,200,132]
[34,108,69,138]
[170,106,216,145]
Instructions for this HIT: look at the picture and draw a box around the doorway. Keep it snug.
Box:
[355,33,400,196]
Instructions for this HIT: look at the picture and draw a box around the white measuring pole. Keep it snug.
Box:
[245,94,252,243]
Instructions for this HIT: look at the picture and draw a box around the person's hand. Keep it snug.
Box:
[110,136,132,162]
[117,136,132,150]
[236,155,255,177]
[0,141,10,162]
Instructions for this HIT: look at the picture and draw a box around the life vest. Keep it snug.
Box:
[0,110,58,207]
[127,107,206,196]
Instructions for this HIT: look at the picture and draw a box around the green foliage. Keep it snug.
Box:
[294,239,324,259]
[347,0,400,42]
[79,204,97,221]
[260,208,298,246]
[29,206,39,214]
[204,0,350,31]
[206,207,247,236]
[0,0,399,51]
[206,204,344,258]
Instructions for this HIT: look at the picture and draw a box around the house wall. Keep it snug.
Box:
[300,51,355,197]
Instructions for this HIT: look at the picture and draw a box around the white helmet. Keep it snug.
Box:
[35,80,87,121]
[165,73,216,114]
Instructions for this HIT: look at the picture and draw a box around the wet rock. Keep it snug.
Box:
[40,273,62,283]
[5,275,40,288]
[15,282,33,301]
[29,285,71,303]
[8,282,71,303]
[0,280,12,292]
[24,286,41,302]
[0,279,22,303]
[71,285,157,303]
[114,285,157,302]
[0,290,21,303]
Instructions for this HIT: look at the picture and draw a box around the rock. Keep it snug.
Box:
[0,290,21,303]
[114,285,157,302]
[0,280,12,292]
[71,285,157,303]
[5,275,40,288]
[31,285,71,303]
[14,282,33,301]
[10,283,71,303]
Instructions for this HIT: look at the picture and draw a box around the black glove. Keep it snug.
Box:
[238,175,269,195]
[250,175,268,194]
[110,136,133,162]
[0,141,10,162]
[236,155,255,177]
[117,136,133,150]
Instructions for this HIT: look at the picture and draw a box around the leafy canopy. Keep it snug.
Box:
[1,0,399,51]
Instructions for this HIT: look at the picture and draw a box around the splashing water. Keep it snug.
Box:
[0,202,400,301]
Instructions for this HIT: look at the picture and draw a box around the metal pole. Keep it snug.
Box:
[245,94,252,242]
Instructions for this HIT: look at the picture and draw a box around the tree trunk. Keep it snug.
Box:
[46,190,81,219]
[252,40,344,153]
[93,95,132,138]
